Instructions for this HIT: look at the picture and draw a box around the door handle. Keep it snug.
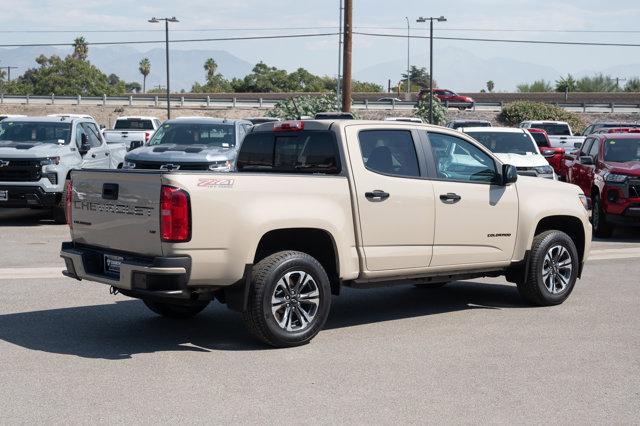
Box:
[365,190,390,202]
[105,152,109,156]
[91,154,96,158]
[439,192,461,203]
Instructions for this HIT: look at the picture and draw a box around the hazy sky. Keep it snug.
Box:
[2,0,640,87]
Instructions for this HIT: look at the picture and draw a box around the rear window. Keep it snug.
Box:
[533,123,571,136]
[114,119,155,130]
[236,131,340,174]
[529,132,549,147]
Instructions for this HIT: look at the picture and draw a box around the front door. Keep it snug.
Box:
[345,126,435,272]
[425,131,518,268]
[78,122,110,169]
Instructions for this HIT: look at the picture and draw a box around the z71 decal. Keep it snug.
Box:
[197,178,235,188]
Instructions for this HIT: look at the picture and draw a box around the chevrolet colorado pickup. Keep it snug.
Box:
[0,116,125,223]
[565,131,640,237]
[61,120,591,347]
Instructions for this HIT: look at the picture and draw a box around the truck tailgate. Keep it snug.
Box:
[70,170,163,256]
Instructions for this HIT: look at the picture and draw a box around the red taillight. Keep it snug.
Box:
[145,131,151,143]
[160,185,190,242]
[274,120,304,132]
[65,180,73,228]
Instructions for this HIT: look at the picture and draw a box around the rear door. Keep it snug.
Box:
[424,131,518,267]
[71,170,164,256]
[345,125,435,272]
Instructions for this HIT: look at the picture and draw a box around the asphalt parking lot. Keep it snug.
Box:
[0,208,638,423]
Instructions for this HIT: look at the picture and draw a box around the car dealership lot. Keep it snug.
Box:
[0,209,638,423]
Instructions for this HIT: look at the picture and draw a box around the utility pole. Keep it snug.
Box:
[405,17,411,99]
[0,66,18,82]
[417,16,447,124]
[336,0,344,110]
[341,0,352,112]
[149,16,179,119]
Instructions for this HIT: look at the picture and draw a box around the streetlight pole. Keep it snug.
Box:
[405,17,410,99]
[149,16,179,119]
[416,16,446,124]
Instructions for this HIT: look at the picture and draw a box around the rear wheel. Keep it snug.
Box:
[242,251,331,348]
[143,299,209,319]
[517,230,579,306]
[592,193,614,238]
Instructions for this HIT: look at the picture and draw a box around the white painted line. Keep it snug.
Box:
[0,267,65,280]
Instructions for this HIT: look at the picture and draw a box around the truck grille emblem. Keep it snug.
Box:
[160,164,180,171]
[0,160,9,168]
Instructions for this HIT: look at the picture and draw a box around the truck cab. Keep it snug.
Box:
[0,116,122,222]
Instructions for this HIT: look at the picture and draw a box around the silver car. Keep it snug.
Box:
[123,117,253,172]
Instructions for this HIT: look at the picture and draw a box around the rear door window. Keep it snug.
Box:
[358,130,420,178]
[237,131,340,174]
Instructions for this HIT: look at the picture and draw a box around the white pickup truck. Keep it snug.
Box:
[103,116,162,151]
[519,120,585,153]
[61,120,591,347]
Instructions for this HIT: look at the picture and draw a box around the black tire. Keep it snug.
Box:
[242,251,331,348]
[516,230,579,306]
[143,299,209,319]
[592,193,614,238]
[52,180,69,224]
[414,282,449,289]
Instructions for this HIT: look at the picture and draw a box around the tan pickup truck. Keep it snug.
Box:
[61,120,592,347]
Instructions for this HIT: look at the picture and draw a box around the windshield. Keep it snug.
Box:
[0,121,72,144]
[532,123,571,136]
[149,123,236,147]
[603,139,640,162]
[114,119,155,130]
[467,131,538,155]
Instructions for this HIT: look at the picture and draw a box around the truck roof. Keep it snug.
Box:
[251,119,451,133]
[3,115,85,123]
[462,126,526,133]
[167,117,251,125]
[115,116,160,121]
[522,120,568,125]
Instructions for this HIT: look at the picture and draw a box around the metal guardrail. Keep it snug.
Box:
[1,93,639,113]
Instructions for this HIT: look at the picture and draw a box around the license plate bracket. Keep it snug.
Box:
[104,254,123,277]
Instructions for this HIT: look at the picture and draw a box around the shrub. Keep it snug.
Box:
[267,94,348,119]
[499,101,585,133]
[414,94,447,125]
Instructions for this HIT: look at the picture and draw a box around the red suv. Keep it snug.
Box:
[418,89,475,110]
[565,133,640,237]
[528,128,568,179]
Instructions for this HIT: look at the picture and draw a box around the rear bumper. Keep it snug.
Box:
[0,185,59,208]
[60,242,196,300]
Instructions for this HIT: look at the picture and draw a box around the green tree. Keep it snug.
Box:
[204,58,218,80]
[401,66,431,89]
[486,80,495,92]
[267,94,340,119]
[4,54,125,96]
[576,74,618,92]
[624,77,640,92]
[414,94,447,125]
[555,74,577,92]
[517,80,553,92]
[138,58,151,93]
[72,37,89,61]
[125,81,142,93]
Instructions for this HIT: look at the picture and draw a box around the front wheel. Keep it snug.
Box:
[143,299,209,319]
[242,251,332,348]
[592,193,614,238]
[516,230,579,306]
[52,180,69,224]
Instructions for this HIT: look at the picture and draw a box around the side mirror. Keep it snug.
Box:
[501,164,518,185]
[99,124,106,130]
[579,156,594,165]
[128,140,144,151]
[79,133,90,155]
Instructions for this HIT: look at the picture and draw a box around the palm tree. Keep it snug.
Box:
[486,80,495,92]
[138,58,151,93]
[204,58,218,81]
[72,37,89,61]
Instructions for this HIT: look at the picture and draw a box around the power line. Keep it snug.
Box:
[354,31,640,47]
[0,32,339,48]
